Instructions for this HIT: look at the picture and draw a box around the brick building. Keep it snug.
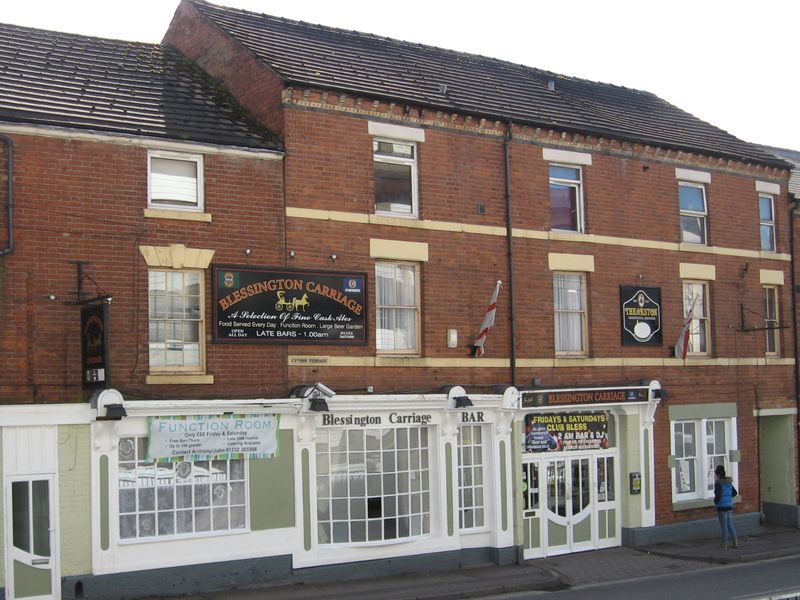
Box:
[0,1,797,598]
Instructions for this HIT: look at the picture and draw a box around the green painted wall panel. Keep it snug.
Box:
[760,415,796,504]
[0,429,4,588]
[500,440,508,532]
[446,443,454,537]
[302,449,311,551]
[58,425,92,576]
[13,560,52,598]
[250,430,296,531]
[100,455,109,550]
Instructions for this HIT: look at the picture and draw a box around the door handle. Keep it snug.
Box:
[31,558,50,565]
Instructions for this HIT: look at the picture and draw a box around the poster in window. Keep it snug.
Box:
[620,286,662,345]
[523,412,609,452]
[213,266,367,345]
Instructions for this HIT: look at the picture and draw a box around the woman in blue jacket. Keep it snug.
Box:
[714,464,738,549]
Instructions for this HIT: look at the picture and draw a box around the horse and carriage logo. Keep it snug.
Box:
[275,290,310,312]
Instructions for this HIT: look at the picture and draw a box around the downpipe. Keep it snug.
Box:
[0,133,14,256]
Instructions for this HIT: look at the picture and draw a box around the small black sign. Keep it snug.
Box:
[620,286,662,345]
[81,303,109,389]
[522,387,648,408]
[213,266,367,344]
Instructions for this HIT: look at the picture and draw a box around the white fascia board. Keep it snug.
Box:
[0,404,93,426]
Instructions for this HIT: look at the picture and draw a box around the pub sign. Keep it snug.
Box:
[620,286,662,345]
[81,303,109,389]
[213,266,367,344]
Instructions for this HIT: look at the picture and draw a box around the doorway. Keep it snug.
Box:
[522,452,619,558]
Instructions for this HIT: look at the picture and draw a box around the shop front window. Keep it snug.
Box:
[316,427,431,544]
[457,425,485,530]
[117,437,246,540]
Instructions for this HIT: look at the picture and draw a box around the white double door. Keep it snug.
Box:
[523,452,619,558]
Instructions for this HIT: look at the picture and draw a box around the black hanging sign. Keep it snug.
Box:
[213,266,367,345]
[620,286,662,345]
[81,303,109,389]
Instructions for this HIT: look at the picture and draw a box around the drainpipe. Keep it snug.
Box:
[791,197,800,504]
[503,122,517,386]
[0,133,13,256]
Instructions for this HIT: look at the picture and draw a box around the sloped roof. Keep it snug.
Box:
[0,21,281,151]
[186,0,785,169]
[759,146,800,196]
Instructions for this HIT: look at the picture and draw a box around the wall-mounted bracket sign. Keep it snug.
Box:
[213,265,367,344]
[81,303,109,389]
[620,286,662,345]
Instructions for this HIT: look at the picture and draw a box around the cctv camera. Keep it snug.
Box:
[314,382,336,398]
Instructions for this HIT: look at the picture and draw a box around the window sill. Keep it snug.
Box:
[374,210,419,220]
[144,208,212,223]
[672,496,740,511]
[146,374,214,385]
[672,498,714,511]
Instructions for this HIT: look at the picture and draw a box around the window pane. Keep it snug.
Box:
[550,184,578,231]
[761,224,775,252]
[11,482,31,553]
[679,185,705,212]
[151,157,198,206]
[680,215,706,244]
[549,165,580,180]
[375,162,412,214]
[759,196,774,220]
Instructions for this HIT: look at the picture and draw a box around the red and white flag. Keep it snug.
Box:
[674,295,698,359]
[472,280,502,357]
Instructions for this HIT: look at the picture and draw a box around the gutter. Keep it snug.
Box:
[504,121,517,386]
[0,133,13,256]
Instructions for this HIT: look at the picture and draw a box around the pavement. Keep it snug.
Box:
[146,526,800,600]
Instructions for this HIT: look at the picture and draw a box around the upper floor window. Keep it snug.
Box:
[682,281,709,355]
[373,139,418,217]
[759,194,776,252]
[679,182,707,244]
[764,286,779,355]
[376,261,420,354]
[553,272,587,356]
[549,165,584,232]
[148,270,204,372]
[148,151,204,211]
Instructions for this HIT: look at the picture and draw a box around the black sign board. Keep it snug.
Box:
[522,387,648,408]
[213,266,367,344]
[81,303,109,389]
[620,286,662,345]
[524,412,610,452]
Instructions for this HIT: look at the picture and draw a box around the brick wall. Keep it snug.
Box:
[0,133,285,402]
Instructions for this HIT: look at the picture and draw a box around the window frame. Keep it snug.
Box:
[764,285,780,355]
[553,271,588,356]
[372,138,419,218]
[148,268,206,374]
[549,163,585,233]
[375,261,421,356]
[671,417,737,503]
[457,424,486,532]
[682,280,710,356]
[116,435,249,543]
[147,150,204,212]
[678,182,708,245]
[315,426,432,545]
[759,193,776,252]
